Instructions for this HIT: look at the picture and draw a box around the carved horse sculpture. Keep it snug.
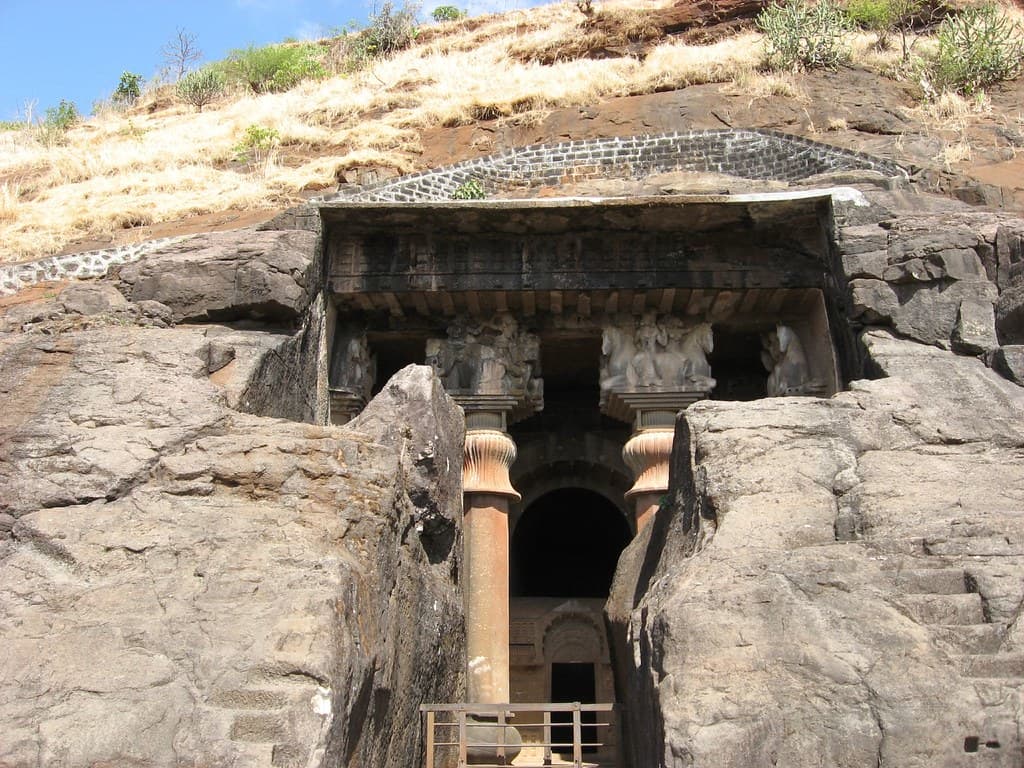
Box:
[599,323,636,395]
[654,322,716,389]
[765,324,812,396]
[601,320,716,393]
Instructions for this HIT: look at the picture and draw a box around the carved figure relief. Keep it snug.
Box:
[426,314,543,408]
[600,313,716,401]
[762,324,817,396]
[329,330,375,401]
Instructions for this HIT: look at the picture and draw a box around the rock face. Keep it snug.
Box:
[606,190,1024,768]
[0,234,465,767]
[608,329,1024,767]
[118,228,318,324]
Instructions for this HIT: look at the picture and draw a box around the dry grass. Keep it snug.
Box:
[1,0,771,263]
[0,0,1004,262]
[728,66,806,100]
[0,183,20,224]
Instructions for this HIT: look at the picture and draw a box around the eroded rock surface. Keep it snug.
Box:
[0,246,464,767]
[117,228,318,324]
[608,330,1024,767]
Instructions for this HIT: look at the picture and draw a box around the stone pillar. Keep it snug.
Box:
[622,409,676,532]
[328,327,374,425]
[599,316,715,532]
[462,412,519,704]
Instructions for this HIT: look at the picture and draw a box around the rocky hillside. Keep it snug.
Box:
[0,230,467,767]
[1,2,1024,767]
[1,0,1023,262]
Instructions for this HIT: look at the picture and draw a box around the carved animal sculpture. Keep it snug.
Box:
[653,322,715,389]
[600,325,636,394]
[678,322,714,381]
[766,324,811,396]
[628,315,667,387]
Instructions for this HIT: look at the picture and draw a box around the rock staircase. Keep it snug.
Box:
[201,615,333,767]
[883,554,1023,762]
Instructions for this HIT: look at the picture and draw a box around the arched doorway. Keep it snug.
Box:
[511,488,631,598]
[507,488,631,760]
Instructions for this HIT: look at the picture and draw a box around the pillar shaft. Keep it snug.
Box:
[462,423,519,704]
[464,492,511,703]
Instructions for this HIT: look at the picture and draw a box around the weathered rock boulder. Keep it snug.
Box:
[996,284,1024,344]
[992,345,1024,385]
[118,228,318,324]
[0,291,465,767]
[837,211,1006,352]
[609,330,1024,768]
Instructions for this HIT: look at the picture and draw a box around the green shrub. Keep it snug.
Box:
[44,100,78,131]
[758,0,852,71]
[233,124,280,166]
[432,5,466,22]
[933,4,1024,94]
[36,99,78,146]
[113,71,143,105]
[451,178,486,200]
[844,0,896,42]
[0,120,25,131]
[177,67,227,111]
[328,3,421,73]
[226,43,327,93]
[844,0,926,58]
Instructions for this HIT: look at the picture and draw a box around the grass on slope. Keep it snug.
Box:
[0,0,986,263]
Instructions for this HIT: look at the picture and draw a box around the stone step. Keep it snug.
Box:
[210,689,290,710]
[960,653,1024,679]
[894,568,967,595]
[870,547,957,570]
[931,624,1007,654]
[897,593,985,625]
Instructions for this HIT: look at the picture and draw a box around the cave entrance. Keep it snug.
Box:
[507,487,630,763]
[511,488,630,599]
[551,662,597,756]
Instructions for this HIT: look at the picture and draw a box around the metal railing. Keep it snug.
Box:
[420,702,619,768]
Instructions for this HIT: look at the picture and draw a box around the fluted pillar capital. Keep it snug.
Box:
[622,427,675,502]
[463,418,520,501]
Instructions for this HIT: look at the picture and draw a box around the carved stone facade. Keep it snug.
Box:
[321,195,846,748]
[426,314,544,422]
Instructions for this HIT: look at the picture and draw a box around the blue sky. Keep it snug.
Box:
[0,0,545,122]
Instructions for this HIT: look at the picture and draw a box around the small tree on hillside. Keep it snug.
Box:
[161,27,203,82]
[113,71,143,106]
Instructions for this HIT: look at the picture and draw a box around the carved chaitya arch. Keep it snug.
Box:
[542,609,606,665]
